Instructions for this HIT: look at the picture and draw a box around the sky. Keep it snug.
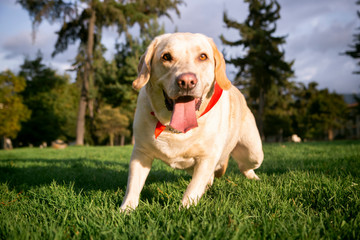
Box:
[0,0,359,94]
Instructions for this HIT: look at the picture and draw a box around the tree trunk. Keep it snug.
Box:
[278,128,283,142]
[257,88,265,141]
[75,7,96,146]
[88,98,94,119]
[328,127,334,141]
[87,98,98,145]
[75,93,87,145]
[1,136,4,150]
[86,8,95,120]
[109,133,114,146]
[120,135,125,146]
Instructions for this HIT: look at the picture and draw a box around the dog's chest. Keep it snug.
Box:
[167,157,196,170]
[153,134,209,170]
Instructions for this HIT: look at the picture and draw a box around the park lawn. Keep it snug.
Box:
[0,141,359,239]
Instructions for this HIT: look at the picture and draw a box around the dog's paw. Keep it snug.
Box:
[119,200,138,213]
[119,204,137,214]
[243,170,260,180]
[180,195,200,210]
[119,206,133,214]
[179,201,192,211]
[206,174,214,190]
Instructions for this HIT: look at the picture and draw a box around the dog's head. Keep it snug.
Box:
[133,33,232,133]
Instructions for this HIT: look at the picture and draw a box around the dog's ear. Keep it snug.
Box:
[209,38,232,90]
[132,38,158,90]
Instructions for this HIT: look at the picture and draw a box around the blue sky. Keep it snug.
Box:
[0,0,359,93]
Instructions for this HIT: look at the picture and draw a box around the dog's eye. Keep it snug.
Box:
[162,53,172,62]
[199,53,208,61]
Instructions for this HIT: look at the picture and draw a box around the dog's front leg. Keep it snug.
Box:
[120,149,153,212]
[181,159,217,208]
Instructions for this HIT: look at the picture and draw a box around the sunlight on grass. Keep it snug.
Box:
[0,141,359,239]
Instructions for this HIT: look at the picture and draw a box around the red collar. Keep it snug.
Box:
[151,82,223,139]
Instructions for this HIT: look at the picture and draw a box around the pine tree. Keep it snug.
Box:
[221,0,294,139]
[343,0,360,74]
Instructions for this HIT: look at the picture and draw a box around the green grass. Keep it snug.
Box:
[0,141,359,239]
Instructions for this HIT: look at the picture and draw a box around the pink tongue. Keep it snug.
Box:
[170,97,198,133]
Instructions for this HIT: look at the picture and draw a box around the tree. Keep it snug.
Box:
[94,19,165,143]
[290,82,317,140]
[17,0,183,145]
[102,21,164,103]
[0,70,31,149]
[221,0,294,139]
[292,82,348,140]
[263,80,298,141]
[343,0,360,74]
[16,54,79,146]
[94,105,130,146]
[313,90,347,140]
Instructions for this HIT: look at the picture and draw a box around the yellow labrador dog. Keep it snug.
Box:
[120,32,263,211]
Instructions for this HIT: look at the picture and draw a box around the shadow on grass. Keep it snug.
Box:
[226,154,360,178]
[0,158,185,193]
[2,140,359,195]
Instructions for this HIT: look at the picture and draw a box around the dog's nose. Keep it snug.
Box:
[176,73,198,91]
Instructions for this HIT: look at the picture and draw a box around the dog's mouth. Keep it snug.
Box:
[163,90,202,133]
[163,91,202,111]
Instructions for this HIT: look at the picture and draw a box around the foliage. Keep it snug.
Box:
[221,0,294,138]
[292,82,348,140]
[0,71,31,139]
[16,54,79,146]
[0,141,359,239]
[260,81,348,141]
[221,0,349,141]
[97,20,165,113]
[94,105,130,146]
[17,0,182,54]
[263,80,298,140]
[17,0,184,145]
[354,94,360,114]
[97,37,141,113]
[91,20,165,144]
[343,0,360,74]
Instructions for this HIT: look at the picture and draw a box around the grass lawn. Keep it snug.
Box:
[0,141,359,239]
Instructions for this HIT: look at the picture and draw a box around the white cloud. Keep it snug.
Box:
[300,67,318,82]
